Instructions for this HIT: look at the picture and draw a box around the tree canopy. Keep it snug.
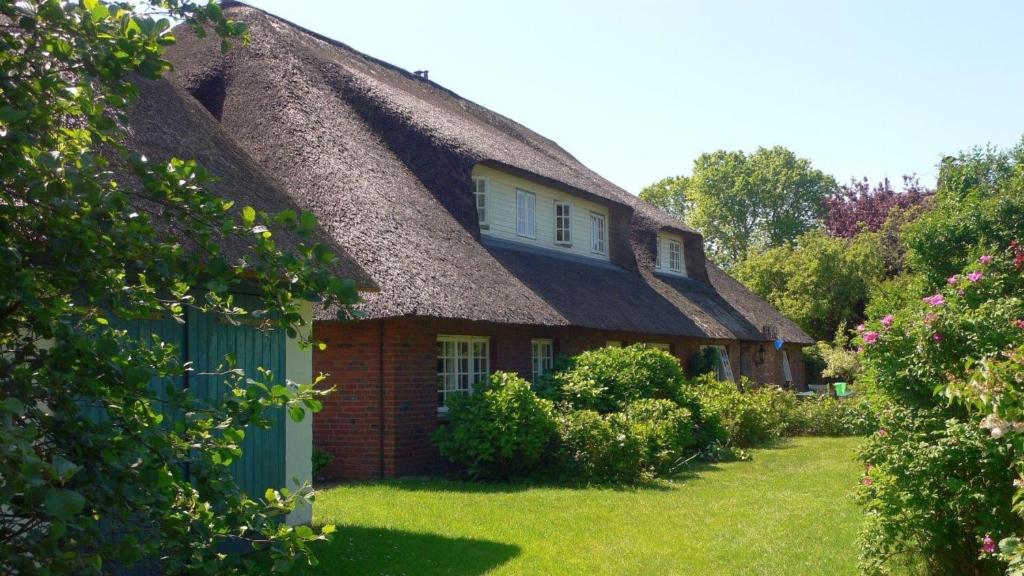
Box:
[1,1,356,573]
[640,146,836,268]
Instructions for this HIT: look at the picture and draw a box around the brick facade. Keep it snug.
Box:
[314,318,806,481]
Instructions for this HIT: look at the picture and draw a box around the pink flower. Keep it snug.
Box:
[932,332,944,343]
[862,476,873,486]
[878,428,888,437]
[947,275,959,285]
[982,534,996,554]
[922,294,945,306]
[881,314,894,328]
[968,271,983,282]
[863,331,879,345]
[980,255,994,265]
[1015,319,1024,330]
[856,323,866,333]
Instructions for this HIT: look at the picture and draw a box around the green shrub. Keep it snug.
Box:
[540,344,686,413]
[693,376,795,448]
[433,372,556,480]
[620,399,697,474]
[786,395,878,437]
[553,409,645,483]
[312,447,334,480]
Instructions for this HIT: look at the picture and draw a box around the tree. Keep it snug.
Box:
[732,230,884,341]
[824,175,932,239]
[648,146,836,268]
[0,1,357,573]
[638,175,690,222]
[901,141,1024,288]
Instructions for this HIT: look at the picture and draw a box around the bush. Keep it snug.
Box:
[786,395,878,436]
[553,409,646,483]
[539,345,687,413]
[692,376,795,448]
[620,399,696,475]
[433,372,556,480]
[312,447,334,480]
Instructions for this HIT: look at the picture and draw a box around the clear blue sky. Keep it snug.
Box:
[244,0,1024,194]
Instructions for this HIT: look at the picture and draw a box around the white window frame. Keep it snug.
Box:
[437,335,490,412]
[668,239,682,273]
[554,200,572,246]
[531,339,554,382]
[474,177,488,229]
[590,212,606,254]
[516,188,536,239]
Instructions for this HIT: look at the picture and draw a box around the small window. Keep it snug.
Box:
[668,239,682,273]
[531,339,554,382]
[437,336,490,410]
[474,177,488,228]
[647,343,671,351]
[590,212,606,254]
[554,201,572,245]
[516,189,536,238]
[606,341,623,348]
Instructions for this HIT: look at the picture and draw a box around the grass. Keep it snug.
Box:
[305,437,864,576]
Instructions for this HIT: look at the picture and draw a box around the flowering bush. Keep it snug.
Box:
[856,244,1024,574]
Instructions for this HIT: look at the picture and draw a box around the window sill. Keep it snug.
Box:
[554,242,572,248]
[479,223,489,230]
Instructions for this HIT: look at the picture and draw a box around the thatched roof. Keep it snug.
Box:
[160,2,812,345]
[121,76,375,291]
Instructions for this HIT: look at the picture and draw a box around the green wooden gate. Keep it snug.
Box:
[107,294,287,498]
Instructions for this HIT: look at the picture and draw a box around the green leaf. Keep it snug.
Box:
[44,489,86,520]
[288,405,306,422]
[242,206,256,225]
[295,525,315,539]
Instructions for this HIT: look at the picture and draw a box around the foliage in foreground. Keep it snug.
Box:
[0,1,358,573]
[855,242,1024,576]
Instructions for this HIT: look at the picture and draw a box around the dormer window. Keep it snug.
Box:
[516,188,536,238]
[474,177,488,229]
[590,212,606,254]
[554,200,572,246]
[656,233,686,276]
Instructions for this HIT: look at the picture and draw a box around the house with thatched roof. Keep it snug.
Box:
[160,2,813,480]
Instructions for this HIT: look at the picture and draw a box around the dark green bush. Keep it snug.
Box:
[433,372,556,480]
[540,344,687,413]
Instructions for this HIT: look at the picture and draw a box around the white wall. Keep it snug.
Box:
[284,300,313,526]
[474,164,610,261]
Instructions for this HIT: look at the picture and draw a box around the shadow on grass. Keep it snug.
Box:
[303,525,519,576]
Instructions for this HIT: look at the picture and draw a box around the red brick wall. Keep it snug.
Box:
[314,318,808,481]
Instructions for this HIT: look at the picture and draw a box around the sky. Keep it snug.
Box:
[243,0,1024,194]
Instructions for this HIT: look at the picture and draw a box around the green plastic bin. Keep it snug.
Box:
[833,381,848,397]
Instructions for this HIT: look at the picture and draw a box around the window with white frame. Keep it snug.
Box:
[668,239,682,273]
[437,336,490,409]
[554,201,572,245]
[782,349,793,384]
[715,345,735,382]
[531,339,554,382]
[590,212,606,254]
[516,189,536,238]
[606,341,623,348]
[647,343,671,351]
[474,177,488,228]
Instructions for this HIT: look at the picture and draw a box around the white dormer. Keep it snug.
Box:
[655,231,686,276]
[472,164,610,262]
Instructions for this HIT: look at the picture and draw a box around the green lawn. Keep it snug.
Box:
[306,437,864,576]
